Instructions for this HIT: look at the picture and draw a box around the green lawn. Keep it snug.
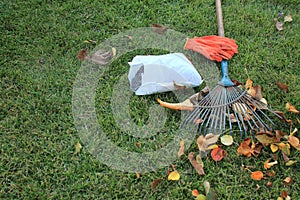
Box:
[1,0,299,199]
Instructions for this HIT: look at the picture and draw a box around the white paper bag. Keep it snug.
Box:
[128,53,202,95]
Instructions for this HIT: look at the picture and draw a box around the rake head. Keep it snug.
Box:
[182,84,283,136]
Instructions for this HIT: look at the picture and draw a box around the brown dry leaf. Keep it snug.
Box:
[197,133,220,153]
[74,141,82,155]
[157,98,194,111]
[188,86,210,104]
[286,102,299,114]
[281,190,288,198]
[91,49,112,65]
[237,138,262,157]
[288,135,300,150]
[151,178,163,190]
[136,173,140,179]
[284,15,293,22]
[173,81,188,90]
[283,177,293,186]
[211,147,226,161]
[253,85,263,99]
[188,152,205,175]
[274,111,293,123]
[276,82,289,93]
[264,159,278,169]
[245,77,253,90]
[237,138,252,157]
[152,23,169,34]
[266,170,276,177]
[256,133,278,145]
[251,171,264,181]
[178,140,185,157]
[274,18,284,31]
[78,48,89,60]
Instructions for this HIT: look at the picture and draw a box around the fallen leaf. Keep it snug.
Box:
[197,134,220,154]
[206,144,219,150]
[288,135,300,150]
[192,189,200,197]
[281,190,288,198]
[286,160,297,166]
[276,82,289,93]
[282,152,289,162]
[157,98,194,111]
[270,143,279,152]
[220,135,233,146]
[152,23,168,34]
[77,48,89,60]
[168,170,180,181]
[251,171,264,181]
[260,98,268,105]
[195,194,207,200]
[173,81,188,90]
[274,18,284,31]
[284,15,293,22]
[203,180,210,195]
[237,138,262,157]
[267,181,272,187]
[188,152,205,175]
[136,173,140,179]
[178,140,185,157]
[237,138,252,157]
[245,77,253,90]
[266,170,276,177]
[286,102,299,114]
[274,111,293,123]
[151,178,163,189]
[91,49,112,65]
[278,143,290,155]
[111,47,117,57]
[211,147,226,161]
[256,133,278,145]
[253,85,263,99]
[283,177,292,186]
[74,141,82,155]
[264,159,278,169]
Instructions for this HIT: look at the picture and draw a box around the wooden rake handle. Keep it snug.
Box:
[215,0,225,37]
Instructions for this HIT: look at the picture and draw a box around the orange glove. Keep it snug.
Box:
[184,35,238,62]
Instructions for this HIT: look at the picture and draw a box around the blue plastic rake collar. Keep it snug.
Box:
[218,60,235,87]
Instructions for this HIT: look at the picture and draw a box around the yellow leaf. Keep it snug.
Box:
[74,141,82,155]
[168,170,180,181]
[284,15,293,22]
[111,47,117,57]
[207,144,219,150]
[220,135,234,146]
[286,102,299,114]
[195,194,207,200]
[286,160,297,166]
[270,144,279,152]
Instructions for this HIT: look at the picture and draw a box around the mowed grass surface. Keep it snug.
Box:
[1,0,299,199]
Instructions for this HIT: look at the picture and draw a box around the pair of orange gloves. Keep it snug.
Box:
[184,35,238,62]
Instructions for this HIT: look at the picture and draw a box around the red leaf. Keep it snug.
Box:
[211,147,226,161]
